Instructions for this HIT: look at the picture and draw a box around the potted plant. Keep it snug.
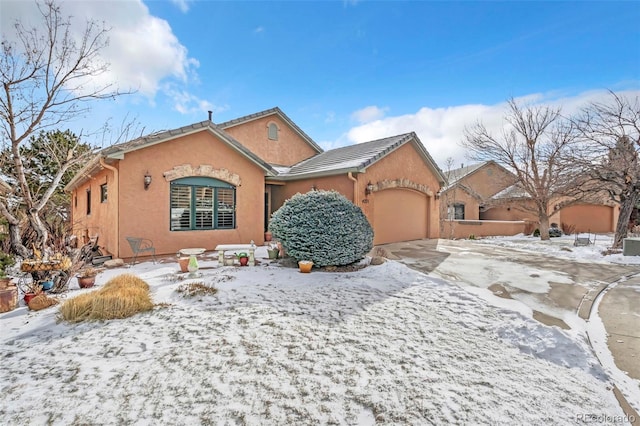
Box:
[267,245,280,260]
[236,252,249,266]
[77,267,100,288]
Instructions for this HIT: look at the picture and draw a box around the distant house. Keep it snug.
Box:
[66,108,445,259]
[440,161,619,238]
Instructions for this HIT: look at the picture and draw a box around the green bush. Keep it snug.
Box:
[532,228,540,237]
[269,190,374,267]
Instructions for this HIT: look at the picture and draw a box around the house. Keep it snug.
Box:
[440,161,620,238]
[66,108,445,259]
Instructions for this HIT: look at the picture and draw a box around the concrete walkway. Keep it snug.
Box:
[381,238,639,422]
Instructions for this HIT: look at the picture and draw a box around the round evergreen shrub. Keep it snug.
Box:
[269,190,374,267]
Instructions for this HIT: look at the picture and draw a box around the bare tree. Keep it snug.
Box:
[0,0,129,256]
[573,92,640,249]
[462,98,580,240]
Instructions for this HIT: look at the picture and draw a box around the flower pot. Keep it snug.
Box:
[267,248,279,260]
[264,231,272,242]
[178,257,190,273]
[223,255,235,266]
[77,276,95,288]
[239,256,249,266]
[41,280,54,291]
[23,292,37,305]
[0,285,18,313]
[298,260,313,273]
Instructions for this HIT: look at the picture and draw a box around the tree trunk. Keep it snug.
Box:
[538,213,550,240]
[8,223,29,258]
[27,210,49,253]
[613,191,640,248]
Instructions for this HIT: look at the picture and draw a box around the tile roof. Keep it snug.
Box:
[218,107,323,154]
[443,162,487,187]
[276,133,445,182]
[65,121,277,190]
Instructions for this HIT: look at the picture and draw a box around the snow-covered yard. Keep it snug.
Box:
[0,243,635,425]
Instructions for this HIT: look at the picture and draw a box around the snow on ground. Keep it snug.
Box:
[0,248,629,425]
[475,233,640,266]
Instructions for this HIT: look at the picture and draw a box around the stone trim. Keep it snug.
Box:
[371,178,433,196]
[163,164,242,186]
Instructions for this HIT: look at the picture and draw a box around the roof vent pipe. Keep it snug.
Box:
[208,110,213,121]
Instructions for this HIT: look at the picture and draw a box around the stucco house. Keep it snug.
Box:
[66,108,445,259]
[440,161,620,238]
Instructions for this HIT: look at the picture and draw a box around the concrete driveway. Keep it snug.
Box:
[381,238,640,379]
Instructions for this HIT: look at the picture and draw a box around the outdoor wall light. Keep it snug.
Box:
[144,172,152,190]
[365,182,374,196]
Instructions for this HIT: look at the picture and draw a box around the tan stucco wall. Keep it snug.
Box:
[72,130,267,258]
[223,115,318,166]
[442,220,531,239]
[440,188,481,221]
[462,163,517,198]
[270,174,354,217]
[70,167,118,255]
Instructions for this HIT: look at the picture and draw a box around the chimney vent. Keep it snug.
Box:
[208,110,213,121]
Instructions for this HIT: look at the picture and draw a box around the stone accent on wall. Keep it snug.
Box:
[163,164,242,186]
[372,179,434,196]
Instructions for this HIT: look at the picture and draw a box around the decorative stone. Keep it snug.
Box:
[163,164,241,186]
[370,256,386,266]
[104,258,125,268]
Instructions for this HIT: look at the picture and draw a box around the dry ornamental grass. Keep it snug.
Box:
[59,274,153,323]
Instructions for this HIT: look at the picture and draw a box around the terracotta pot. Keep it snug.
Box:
[239,256,249,266]
[0,277,12,289]
[178,257,190,273]
[77,276,95,288]
[24,292,37,305]
[0,285,18,313]
[298,260,313,273]
[264,231,272,242]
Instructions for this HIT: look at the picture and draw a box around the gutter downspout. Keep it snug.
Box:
[99,158,119,258]
[348,172,358,207]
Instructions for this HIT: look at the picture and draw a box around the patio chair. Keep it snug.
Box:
[574,231,595,247]
[126,237,157,265]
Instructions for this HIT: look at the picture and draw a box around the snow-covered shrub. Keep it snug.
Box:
[269,190,374,267]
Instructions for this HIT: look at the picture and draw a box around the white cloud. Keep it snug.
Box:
[351,105,388,124]
[170,0,191,13]
[254,26,265,34]
[339,88,640,170]
[0,0,199,103]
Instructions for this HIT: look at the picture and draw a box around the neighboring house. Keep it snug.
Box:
[439,161,518,221]
[66,108,445,259]
[440,161,619,238]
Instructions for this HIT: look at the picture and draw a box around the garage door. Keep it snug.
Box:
[373,188,428,245]
[560,204,614,233]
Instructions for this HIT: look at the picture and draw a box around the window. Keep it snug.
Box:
[453,203,465,220]
[448,203,465,220]
[267,122,278,140]
[170,177,236,231]
[86,188,92,215]
[100,184,108,203]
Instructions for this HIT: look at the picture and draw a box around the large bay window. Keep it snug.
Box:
[170,177,236,231]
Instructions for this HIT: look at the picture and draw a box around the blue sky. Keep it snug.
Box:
[2,0,639,165]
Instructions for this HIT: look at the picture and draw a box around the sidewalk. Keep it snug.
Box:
[597,273,640,382]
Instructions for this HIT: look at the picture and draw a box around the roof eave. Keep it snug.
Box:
[269,167,365,181]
